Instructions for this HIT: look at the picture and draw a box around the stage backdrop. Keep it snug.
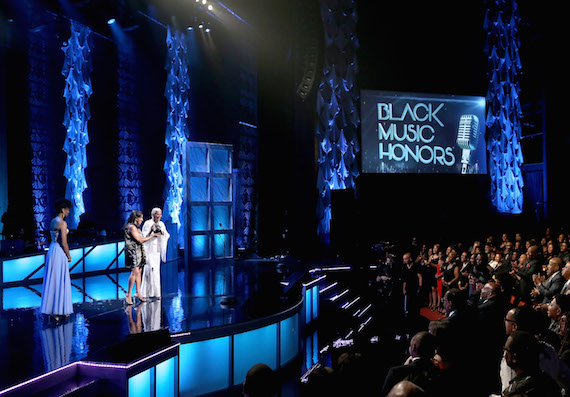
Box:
[361,90,486,175]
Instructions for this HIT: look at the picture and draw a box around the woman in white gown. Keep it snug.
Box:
[141,207,170,299]
[40,198,73,320]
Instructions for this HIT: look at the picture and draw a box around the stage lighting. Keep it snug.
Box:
[187,26,193,31]
[202,0,207,4]
[198,24,203,29]
[205,28,210,33]
[107,18,116,25]
[208,4,213,10]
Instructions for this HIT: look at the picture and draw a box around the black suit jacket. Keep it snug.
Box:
[381,358,441,396]
[517,258,541,299]
[537,272,565,303]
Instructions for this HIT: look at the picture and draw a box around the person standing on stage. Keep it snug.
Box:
[40,198,73,320]
[141,207,170,300]
[124,210,159,305]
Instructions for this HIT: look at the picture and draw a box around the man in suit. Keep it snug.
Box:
[560,261,570,295]
[514,245,541,303]
[381,331,440,396]
[532,257,565,303]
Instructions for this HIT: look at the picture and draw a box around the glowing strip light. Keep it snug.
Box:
[357,304,372,318]
[300,362,322,383]
[80,343,180,370]
[341,296,360,310]
[303,275,326,288]
[358,316,372,333]
[238,121,257,129]
[319,281,338,294]
[0,363,77,395]
[329,289,349,302]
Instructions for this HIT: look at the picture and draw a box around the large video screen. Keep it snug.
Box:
[361,90,487,174]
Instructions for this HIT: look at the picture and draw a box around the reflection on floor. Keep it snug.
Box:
[0,258,297,392]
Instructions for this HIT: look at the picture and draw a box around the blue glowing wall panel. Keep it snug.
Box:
[305,286,319,324]
[234,324,277,385]
[213,206,231,230]
[214,234,231,258]
[156,356,177,397]
[2,254,45,283]
[118,242,125,268]
[188,147,208,172]
[213,178,231,201]
[280,314,299,366]
[84,275,117,301]
[128,367,153,397]
[212,149,231,173]
[191,235,209,259]
[71,281,84,304]
[179,337,230,396]
[2,287,42,310]
[84,243,116,272]
[190,206,209,231]
[69,248,84,275]
[189,177,209,202]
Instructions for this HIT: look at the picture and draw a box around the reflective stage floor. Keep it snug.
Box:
[0,257,300,393]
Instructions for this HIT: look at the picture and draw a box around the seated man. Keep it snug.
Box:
[501,331,562,396]
[531,257,564,304]
[381,331,440,396]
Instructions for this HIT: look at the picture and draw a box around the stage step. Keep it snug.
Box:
[27,377,102,397]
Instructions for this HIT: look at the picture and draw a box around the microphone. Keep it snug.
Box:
[456,114,480,174]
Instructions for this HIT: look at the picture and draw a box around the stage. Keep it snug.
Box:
[0,257,313,396]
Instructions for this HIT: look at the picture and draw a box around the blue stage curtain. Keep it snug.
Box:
[62,21,93,228]
[315,0,360,242]
[117,46,142,224]
[484,0,524,214]
[163,27,190,246]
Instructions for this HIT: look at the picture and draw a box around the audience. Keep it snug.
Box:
[296,228,570,396]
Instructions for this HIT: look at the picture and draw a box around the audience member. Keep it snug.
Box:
[532,257,564,304]
[243,363,277,397]
[387,380,426,397]
[381,331,440,396]
[501,331,562,396]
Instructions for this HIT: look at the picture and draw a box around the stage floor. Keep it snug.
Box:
[0,257,297,393]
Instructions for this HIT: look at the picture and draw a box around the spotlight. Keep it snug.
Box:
[187,26,193,31]
[208,4,213,10]
[205,28,211,33]
[107,18,116,25]
[202,0,207,4]
[198,24,203,29]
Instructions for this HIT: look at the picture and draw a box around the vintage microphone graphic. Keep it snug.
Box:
[456,114,479,174]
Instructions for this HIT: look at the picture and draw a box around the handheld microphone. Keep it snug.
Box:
[456,114,479,174]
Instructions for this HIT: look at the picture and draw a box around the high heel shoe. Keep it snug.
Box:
[134,294,147,302]
[125,295,134,305]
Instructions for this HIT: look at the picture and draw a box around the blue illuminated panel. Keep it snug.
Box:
[212,149,231,173]
[179,337,230,396]
[156,356,177,397]
[213,206,231,230]
[214,234,231,258]
[189,177,209,202]
[234,324,277,385]
[128,367,153,397]
[305,286,318,323]
[2,254,46,283]
[85,275,118,301]
[69,248,84,275]
[190,206,209,231]
[118,242,125,268]
[280,314,299,366]
[2,286,42,309]
[191,235,209,260]
[312,287,319,320]
[212,178,230,202]
[85,243,116,272]
[189,146,209,173]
